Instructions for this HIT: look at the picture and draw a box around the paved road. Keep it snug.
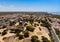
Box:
[51,26,60,42]
[46,18,60,42]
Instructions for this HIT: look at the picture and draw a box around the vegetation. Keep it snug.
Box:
[40,19,51,29]
[9,21,16,26]
[26,25,35,32]
[41,18,54,42]
[48,31,54,42]
[24,22,28,26]
[29,18,34,24]
[39,27,41,31]
[3,37,7,40]
[18,34,24,40]
[55,28,60,40]
[42,36,50,42]
[35,19,40,23]
[24,30,29,37]
[19,21,22,25]
[31,35,40,42]
[14,29,21,34]
[2,30,7,36]
[2,25,7,28]
[10,29,21,34]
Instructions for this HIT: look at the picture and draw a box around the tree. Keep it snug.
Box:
[31,35,40,42]
[24,22,28,26]
[3,37,7,40]
[29,18,34,24]
[2,25,7,28]
[19,21,22,26]
[2,30,7,36]
[10,29,21,34]
[42,36,50,42]
[9,21,15,26]
[39,27,41,31]
[41,19,51,29]
[24,30,29,37]
[18,34,24,40]
[55,28,60,40]
[26,26,35,32]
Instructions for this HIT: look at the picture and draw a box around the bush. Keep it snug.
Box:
[29,18,34,24]
[24,23,28,26]
[15,29,21,34]
[26,26,35,32]
[35,19,40,23]
[0,32,1,34]
[31,35,38,40]
[42,36,50,42]
[3,37,7,40]
[31,35,40,42]
[39,27,41,31]
[41,19,51,29]
[2,25,6,28]
[2,30,7,36]
[18,34,24,40]
[9,21,16,26]
[24,30,29,37]
[10,29,21,34]
[19,21,22,25]
[55,28,60,40]
[35,40,40,42]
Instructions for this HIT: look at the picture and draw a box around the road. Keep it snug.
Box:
[51,26,60,42]
[46,18,60,42]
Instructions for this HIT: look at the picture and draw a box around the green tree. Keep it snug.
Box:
[26,26,35,32]
[42,36,50,42]
[31,35,40,42]
[24,30,29,37]
[18,34,24,40]
[2,30,7,36]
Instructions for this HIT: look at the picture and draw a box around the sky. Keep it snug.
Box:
[0,0,60,12]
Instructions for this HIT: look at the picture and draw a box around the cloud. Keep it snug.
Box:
[0,5,29,12]
[0,4,60,12]
[0,5,20,11]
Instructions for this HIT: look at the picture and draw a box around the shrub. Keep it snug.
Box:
[40,19,51,29]
[2,25,6,28]
[2,30,7,36]
[35,19,40,23]
[35,40,40,42]
[31,35,40,42]
[19,21,22,25]
[24,23,28,26]
[39,27,41,31]
[10,29,21,34]
[24,30,29,37]
[29,18,34,24]
[9,21,16,26]
[31,35,38,40]
[18,34,24,40]
[55,28,60,40]
[26,26,35,32]
[42,36,50,42]
[15,29,21,34]
[3,37,7,40]
[0,32,1,34]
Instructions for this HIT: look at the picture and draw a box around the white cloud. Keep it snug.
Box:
[0,5,37,12]
[0,4,59,12]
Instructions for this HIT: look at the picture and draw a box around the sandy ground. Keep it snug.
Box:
[0,14,51,42]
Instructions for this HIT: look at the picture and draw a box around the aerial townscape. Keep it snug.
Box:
[0,12,60,42]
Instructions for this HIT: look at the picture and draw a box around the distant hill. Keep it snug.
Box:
[0,12,60,16]
[51,12,60,15]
